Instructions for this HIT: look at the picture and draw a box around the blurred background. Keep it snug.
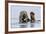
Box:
[0,0,46,34]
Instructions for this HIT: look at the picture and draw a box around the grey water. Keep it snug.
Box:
[11,20,41,28]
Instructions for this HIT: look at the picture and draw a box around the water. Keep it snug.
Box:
[11,20,41,28]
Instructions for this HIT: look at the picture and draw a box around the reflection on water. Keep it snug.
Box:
[11,20,41,28]
[19,23,27,28]
[31,23,34,27]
